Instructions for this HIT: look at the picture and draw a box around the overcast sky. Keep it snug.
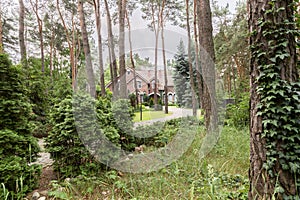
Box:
[100,0,241,68]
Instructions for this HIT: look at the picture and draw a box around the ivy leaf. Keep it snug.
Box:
[276,53,290,60]
[269,57,276,63]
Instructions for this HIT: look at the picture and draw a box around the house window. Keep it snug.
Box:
[137,81,142,89]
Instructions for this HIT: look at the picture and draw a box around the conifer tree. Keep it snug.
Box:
[0,54,40,198]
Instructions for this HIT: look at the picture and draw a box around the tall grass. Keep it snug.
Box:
[48,125,249,199]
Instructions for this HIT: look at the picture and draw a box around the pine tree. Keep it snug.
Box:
[0,54,40,198]
[173,40,191,107]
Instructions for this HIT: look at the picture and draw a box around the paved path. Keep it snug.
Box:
[31,139,54,167]
[134,107,195,127]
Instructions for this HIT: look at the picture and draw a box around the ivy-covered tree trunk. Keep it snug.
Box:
[248,0,300,199]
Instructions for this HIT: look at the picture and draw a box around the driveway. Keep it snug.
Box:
[134,106,196,127]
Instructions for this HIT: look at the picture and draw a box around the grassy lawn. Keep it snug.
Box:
[133,110,173,122]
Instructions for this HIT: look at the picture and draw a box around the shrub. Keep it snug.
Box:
[111,99,135,150]
[0,54,41,198]
[128,93,137,108]
[46,95,135,178]
[26,57,50,138]
[225,93,250,128]
[45,95,102,179]
[149,98,154,107]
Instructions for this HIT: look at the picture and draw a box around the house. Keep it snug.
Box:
[106,67,176,103]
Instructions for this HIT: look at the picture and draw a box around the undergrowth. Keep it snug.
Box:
[47,124,249,199]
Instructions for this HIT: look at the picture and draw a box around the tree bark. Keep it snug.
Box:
[30,0,45,73]
[125,9,139,106]
[93,0,106,97]
[149,2,161,111]
[194,0,203,111]
[186,0,197,116]
[119,0,127,98]
[104,0,118,96]
[248,0,299,199]
[78,0,96,97]
[197,0,217,130]
[160,0,168,114]
[19,0,27,67]
[56,0,77,90]
[0,5,4,54]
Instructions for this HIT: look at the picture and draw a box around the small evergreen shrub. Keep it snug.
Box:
[26,58,51,138]
[46,95,135,178]
[45,95,101,179]
[0,54,41,198]
[225,93,250,127]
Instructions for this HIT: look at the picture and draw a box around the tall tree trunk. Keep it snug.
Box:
[19,0,27,67]
[104,0,118,96]
[151,2,160,111]
[186,0,197,116]
[119,0,127,98]
[125,9,139,106]
[248,0,299,199]
[160,0,168,114]
[197,0,217,130]
[194,0,203,111]
[0,5,4,54]
[93,0,106,97]
[57,0,76,90]
[30,0,45,73]
[49,23,54,77]
[78,0,96,97]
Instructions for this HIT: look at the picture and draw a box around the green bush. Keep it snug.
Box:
[45,95,136,178]
[45,95,102,179]
[195,165,248,199]
[111,99,135,150]
[0,54,41,198]
[225,93,250,128]
[26,57,51,138]
[133,117,202,148]
[149,98,154,107]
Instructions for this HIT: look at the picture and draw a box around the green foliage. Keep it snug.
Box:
[133,117,202,148]
[46,123,250,199]
[128,93,137,108]
[251,1,300,197]
[0,54,41,198]
[172,40,191,107]
[45,95,102,179]
[213,1,250,97]
[26,57,51,137]
[225,93,250,128]
[46,94,136,178]
[195,165,248,199]
[111,99,135,150]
